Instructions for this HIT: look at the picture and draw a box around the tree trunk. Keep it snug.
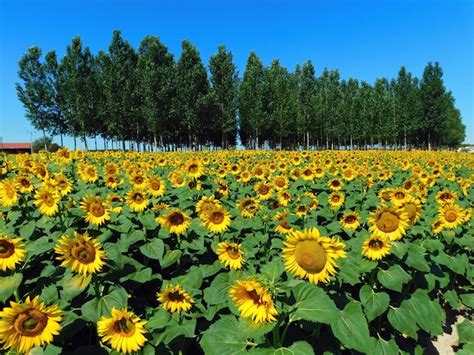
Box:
[42,128,48,152]
[122,140,126,151]
[83,135,89,151]
[73,135,77,150]
[350,135,353,150]
[60,133,64,147]
[94,136,98,151]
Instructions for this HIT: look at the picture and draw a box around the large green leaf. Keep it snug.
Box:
[200,316,248,355]
[146,308,171,331]
[359,285,390,321]
[0,273,23,302]
[369,337,399,355]
[139,238,165,260]
[405,246,430,272]
[330,301,372,353]
[160,249,182,268]
[457,318,474,344]
[292,283,339,324]
[204,273,230,305]
[377,265,411,292]
[261,259,284,283]
[81,287,128,322]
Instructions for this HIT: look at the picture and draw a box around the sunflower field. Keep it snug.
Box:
[0,149,473,354]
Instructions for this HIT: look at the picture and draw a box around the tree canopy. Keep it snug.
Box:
[16,31,466,150]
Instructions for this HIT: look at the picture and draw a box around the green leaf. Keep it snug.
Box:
[118,230,145,252]
[0,273,23,302]
[272,341,315,355]
[160,249,182,268]
[204,273,230,305]
[292,283,339,324]
[146,308,170,331]
[120,268,153,283]
[444,290,461,310]
[369,337,399,355]
[377,265,411,292]
[405,246,430,272]
[460,294,474,309]
[330,301,372,353]
[359,285,390,321]
[139,238,164,260]
[390,241,409,259]
[457,319,474,344]
[81,287,128,322]
[19,220,36,239]
[200,316,248,355]
[261,259,284,283]
[387,305,419,340]
[138,211,157,229]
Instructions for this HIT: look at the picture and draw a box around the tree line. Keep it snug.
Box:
[16,30,465,151]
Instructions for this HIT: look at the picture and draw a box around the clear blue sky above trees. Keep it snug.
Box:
[1,0,473,146]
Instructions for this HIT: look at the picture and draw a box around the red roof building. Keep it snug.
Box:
[0,143,32,154]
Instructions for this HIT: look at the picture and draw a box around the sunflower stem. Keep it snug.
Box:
[14,289,20,302]
[272,325,281,347]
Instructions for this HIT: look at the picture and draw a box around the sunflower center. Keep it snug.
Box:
[168,291,185,302]
[150,180,161,190]
[331,180,340,187]
[404,204,417,219]
[210,211,225,224]
[394,192,405,200]
[114,317,136,337]
[44,194,55,207]
[294,240,327,274]
[14,310,48,337]
[345,215,356,224]
[133,193,144,203]
[71,242,96,264]
[276,179,285,187]
[226,246,240,259]
[21,179,30,187]
[259,185,269,195]
[90,202,105,217]
[189,164,199,173]
[369,239,383,250]
[169,212,184,225]
[331,196,340,203]
[440,193,451,200]
[0,240,15,258]
[445,210,458,223]
[375,211,399,233]
[246,289,263,305]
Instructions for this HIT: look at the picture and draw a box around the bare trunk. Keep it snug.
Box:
[42,128,48,152]
[94,136,98,151]
[83,135,89,151]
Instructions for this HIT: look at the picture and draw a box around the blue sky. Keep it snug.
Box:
[0,0,473,148]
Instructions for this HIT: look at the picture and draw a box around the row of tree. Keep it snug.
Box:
[17,30,465,151]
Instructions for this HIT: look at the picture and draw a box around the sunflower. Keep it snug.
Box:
[80,195,111,226]
[436,190,457,205]
[277,190,292,207]
[79,164,98,183]
[394,196,422,225]
[185,159,204,178]
[378,188,393,202]
[229,279,278,324]
[327,178,343,191]
[254,182,273,200]
[362,235,391,260]
[216,242,245,270]
[237,197,260,218]
[282,228,346,284]
[53,174,73,196]
[432,218,444,235]
[340,211,360,231]
[438,204,465,229]
[0,296,62,354]
[0,179,18,207]
[368,206,409,241]
[126,189,148,212]
[104,175,122,189]
[146,176,166,197]
[54,232,106,275]
[130,173,147,189]
[274,210,293,235]
[15,175,34,193]
[34,187,60,216]
[157,209,191,236]
[328,191,345,210]
[196,195,222,219]
[97,308,147,354]
[272,176,288,190]
[202,206,231,233]
[0,235,27,271]
[157,284,194,313]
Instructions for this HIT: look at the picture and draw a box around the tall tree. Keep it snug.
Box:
[137,35,175,149]
[297,60,317,149]
[16,47,52,150]
[239,51,265,148]
[174,40,209,148]
[209,45,239,148]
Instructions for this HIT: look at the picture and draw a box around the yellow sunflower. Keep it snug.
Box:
[327,178,344,191]
[368,206,409,241]
[157,209,191,236]
[146,176,166,197]
[0,179,18,207]
[53,174,72,196]
[185,159,204,178]
[362,235,391,260]
[328,191,345,210]
[54,232,106,275]
[394,196,422,225]
[97,307,147,354]
[34,187,60,216]
[80,195,111,226]
[0,296,62,354]
[126,189,148,212]
[15,175,34,193]
[202,206,231,233]
[254,182,273,200]
[340,211,360,231]
[196,195,222,219]
[436,190,457,205]
[237,197,260,218]
[157,284,194,313]
[0,235,27,271]
[438,204,465,229]
[432,218,444,235]
[229,279,278,324]
[274,210,294,235]
[277,190,292,207]
[282,228,346,284]
[216,241,245,270]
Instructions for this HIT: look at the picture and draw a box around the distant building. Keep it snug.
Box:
[0,143,32,154]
